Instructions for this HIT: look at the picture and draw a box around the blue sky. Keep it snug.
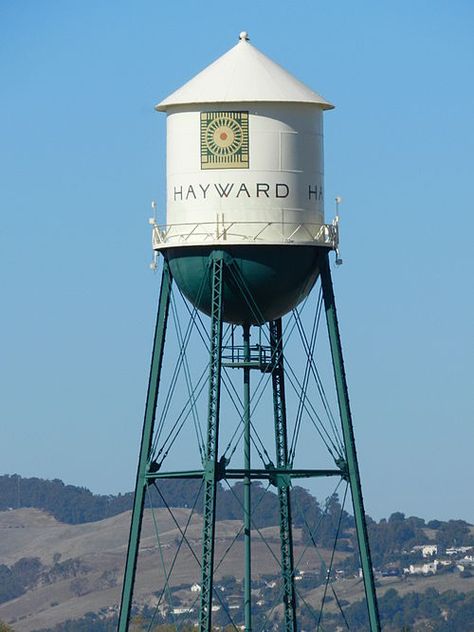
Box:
[1,1,473,523]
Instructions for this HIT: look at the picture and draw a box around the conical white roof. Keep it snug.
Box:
[156,32,334,111]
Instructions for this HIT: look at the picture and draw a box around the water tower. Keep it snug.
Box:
[118,33,381,631]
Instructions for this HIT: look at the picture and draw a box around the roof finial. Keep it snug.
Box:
[239,31,249,42]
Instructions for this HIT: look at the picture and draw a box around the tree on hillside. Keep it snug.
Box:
[291,485,322,540]
[216,481,279,527]
[11,557,43,588]
[435,519,474,549]
[297,490,353,550]
[0,564,25,604]
[435,592,474,631]
[363,513,422,567]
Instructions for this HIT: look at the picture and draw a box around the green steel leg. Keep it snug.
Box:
[269,319,297,632]
[199,252,225,632]
[320,252,381,632]
[243,324,252,632]
[118,259,172,632]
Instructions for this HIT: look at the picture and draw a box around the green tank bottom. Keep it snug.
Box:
[164,244,326,325]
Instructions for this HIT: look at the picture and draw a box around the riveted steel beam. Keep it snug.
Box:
[199,252,225,632]
[269,318,297,632]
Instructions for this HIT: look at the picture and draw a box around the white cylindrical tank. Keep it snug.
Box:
[155,32,333,249]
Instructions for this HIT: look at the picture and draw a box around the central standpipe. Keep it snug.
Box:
[243,324,252,632]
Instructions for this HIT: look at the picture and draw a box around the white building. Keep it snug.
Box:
[404,561,439,575]
[411,544,438,558]
[446,546,473,556]
[172,607,194,615]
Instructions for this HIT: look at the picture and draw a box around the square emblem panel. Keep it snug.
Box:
[200,111,249,170]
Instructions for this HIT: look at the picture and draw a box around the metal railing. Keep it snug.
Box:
[150,220,339,250]
[222,344,273,372]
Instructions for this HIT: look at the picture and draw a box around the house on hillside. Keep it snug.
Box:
[446,546,474,556]
[457,556,474,572]
[404,561,438,575]
[410,544,438,558]
[172,607,194,615]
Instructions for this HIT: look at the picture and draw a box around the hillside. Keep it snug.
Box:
[0,507,347,631]
[1,476,474,631]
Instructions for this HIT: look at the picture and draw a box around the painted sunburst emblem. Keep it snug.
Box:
[201,111,249,169]
[206,116,243,155]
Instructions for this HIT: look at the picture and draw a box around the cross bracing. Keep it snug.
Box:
[118,251,381,632]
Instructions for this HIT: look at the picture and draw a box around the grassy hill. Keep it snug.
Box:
[1,475,473,631]
[0,507,348,631]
